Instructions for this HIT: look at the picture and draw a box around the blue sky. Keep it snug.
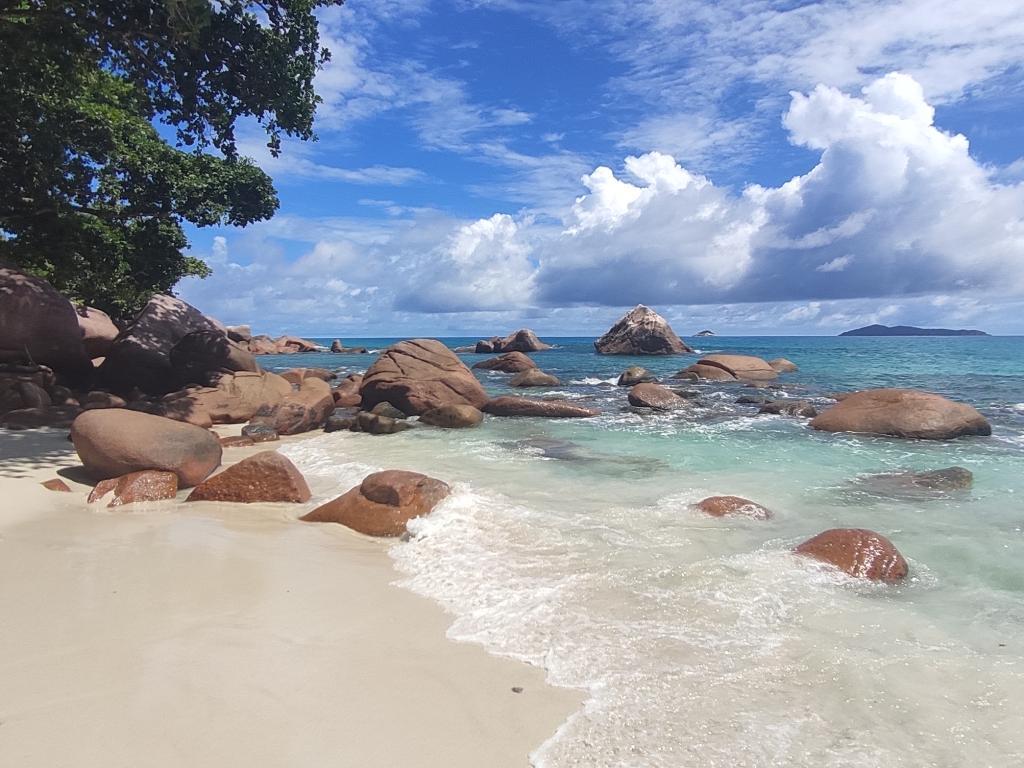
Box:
[178,0,1024,336]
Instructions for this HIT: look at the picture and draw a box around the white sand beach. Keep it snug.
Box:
[0,429,581,768]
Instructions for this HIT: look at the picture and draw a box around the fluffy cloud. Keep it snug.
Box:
[181,74,1024,332]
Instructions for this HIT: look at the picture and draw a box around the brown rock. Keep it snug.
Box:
[280,367,337,387]
[769,358,798,373]
[220,435,255,448]
[472,351,537,373]
[41,478,71,492]
[677,362,737,381]
[509,369,561,387]
[477,329,552,353]
[794,528,909,583]
[594,305,691,355]
[169,329,258,385]
[0,267,91,378]
[418,404,484,428]
[332,374,363,408]
[483,396,599,418]
[301,470,450,536]
[695,496,772,520]
[758,399,817,417]
[71,409,222,487]
[330,339,344,353]
[628,383,686,410]
[810,388,991,440]
[694,354,777,382]
[226,325,252,343]
[99,294,226,394]
[162,371,293,425]
[240,423,280,442]
[360,339,488,415]
[356,411,413,434]
[83,391,128,410]
[16,381,52,409]
[87,478,118,503]
[273,336,319,354]
[617,366,657,386]
[186,451,311,503]
[76,306,119,359]
[98,470,179,507]
[247,335,279,355]
[249,377,334,435]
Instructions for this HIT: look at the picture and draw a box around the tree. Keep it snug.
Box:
[0,1,342,320]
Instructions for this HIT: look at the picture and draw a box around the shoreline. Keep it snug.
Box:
[0,428,582,768]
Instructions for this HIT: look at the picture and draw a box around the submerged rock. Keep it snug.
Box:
[360,339,488,415]
[186,451,311,503]
[810,388,991,440]
[484,396,599,418]
[419,404,483,428]
[356,411,413,434]
[472,351,537,373]
[794,528,909,583]
[694,496,772,520]
[509,369,561,387]
[617,366,657,386]
[301,470,450,536]
[758,399,817,417]
[594,305,691,355]
[627,383,686,410]
[853,466,974,498]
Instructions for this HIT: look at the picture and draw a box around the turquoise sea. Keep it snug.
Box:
[266,336,1023,767]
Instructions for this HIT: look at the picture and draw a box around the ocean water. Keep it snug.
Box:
[268,336,1024,767]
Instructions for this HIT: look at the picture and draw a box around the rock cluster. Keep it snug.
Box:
[594,305,691,355]
[475,329,552,354]
[678,354,778,382]
[247,335,321,355]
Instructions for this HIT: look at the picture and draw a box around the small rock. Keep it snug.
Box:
[41,478,71,492]
[758,399,817,417]
[617,366,657,386]
[419,404,484,429]
[627,383,685,410]
[356,411,413,435]
[220,435,255,448]
[794,528,909,583]
[240,423,280,442]
[187,451,311,503]
[509,369,561,387]
[694,496,772,520]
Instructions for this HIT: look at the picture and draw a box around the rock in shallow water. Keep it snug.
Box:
[483,396,599,418]
[694,496,772,520]
[810,388,991,440]
[794,528,908,583]
[617,366,657,386]
[301,470,450,536]
[472,351,537,373]
[418,404,483,428]
[509,369,561,387]
[627,383,686,410]
[594,305,691,355]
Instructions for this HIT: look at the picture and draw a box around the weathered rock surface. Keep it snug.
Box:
[794,528,909,583]
[681,354,777,382]
[301,470,450,536]
[769,358,799,373]
[0,267,91,377]
[594,305,691,355]
[677,362,737,381]
[332,374,363,407]
[240,423,280,442]
[628,383,686,410]
[483,396,599,418]
[219,435,255,448]
[187,451,311,503]
[170,329,258,384]
[472,351,538,373]
[509,369,561,388]
[77,306,119,359]
[161,371,292,425]
[617,366,657,386]
[369,401,408,419]
[475,329,552,354]
[71,409,222,487]
[99,294,224,394]
[87,470,179,507]
[419,404,484,428]
[360,339,488,415]
[248,335,320,355]
[249,377,334,435]
[226,325,252,343]
[694,495,772,520]
[810,388,991,440]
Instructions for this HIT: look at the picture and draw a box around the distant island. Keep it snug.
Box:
[694,330,716,336]
[840,324,989,337]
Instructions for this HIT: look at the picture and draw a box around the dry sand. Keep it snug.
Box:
[0,429,580,767]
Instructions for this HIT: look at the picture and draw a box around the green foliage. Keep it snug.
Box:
[0,1,342,320]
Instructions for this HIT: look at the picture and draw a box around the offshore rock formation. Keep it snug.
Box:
[594,305,691,355]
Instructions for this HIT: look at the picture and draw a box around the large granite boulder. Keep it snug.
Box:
[419,404,483,428]
[301,470,450,536]
[627,383,686,410]
[594,305,691,355]
[70,409,222,487]
[810,388,991,440]
[163,370,292,424]
[483,396,599,418]
[169,329,259,384]
[76,306,119,359]
[248,377,334,435]
[360,339,488,416]
[680,354,777,382]
[187,451,311,503]
[794,528,909,583]
[99,294,225,394]
[694,495,772,520]
[472,351,537,373]
[0,267,91,378]
[476,329,552,353]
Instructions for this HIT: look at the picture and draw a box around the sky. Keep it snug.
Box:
[177,0,1024,337]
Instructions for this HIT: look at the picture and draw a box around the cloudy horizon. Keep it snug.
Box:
[177,0,1024,336]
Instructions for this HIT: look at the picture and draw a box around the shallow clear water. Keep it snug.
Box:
[272,336,1024,767]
